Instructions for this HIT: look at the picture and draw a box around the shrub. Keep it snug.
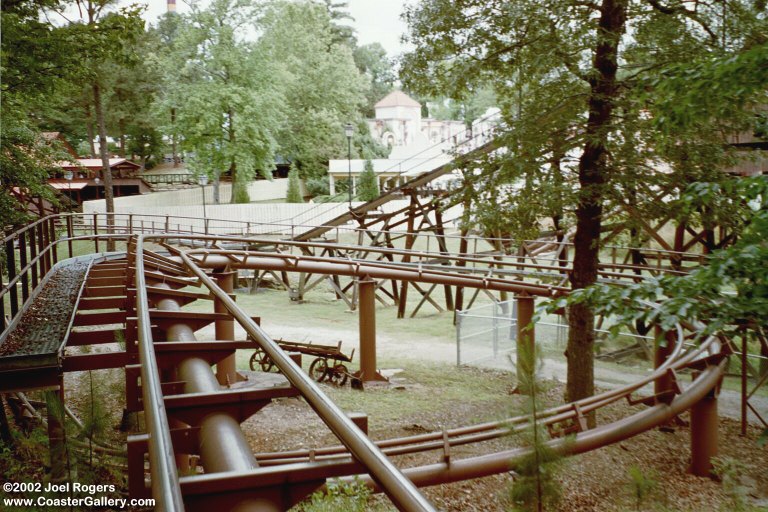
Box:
[357,159,379,201]
[286,164,303,203]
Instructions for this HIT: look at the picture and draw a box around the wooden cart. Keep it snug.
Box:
[249,339,355,386]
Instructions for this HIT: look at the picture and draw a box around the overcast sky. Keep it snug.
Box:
[345,0,412,57]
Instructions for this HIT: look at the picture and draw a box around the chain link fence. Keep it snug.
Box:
[456,300,651,371]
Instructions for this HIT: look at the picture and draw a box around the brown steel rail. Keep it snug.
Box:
[134,237,186,511]
[177,249,436,512]
[169,241,726,494]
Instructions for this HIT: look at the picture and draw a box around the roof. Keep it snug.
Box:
[41,132,61,141]
[58,158,141,170]
[49,181,88,190]
[374,90,421,109]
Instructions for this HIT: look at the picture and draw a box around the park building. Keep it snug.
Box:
[328,90,500,196]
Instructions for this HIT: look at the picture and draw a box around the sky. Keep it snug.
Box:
[345,0,412,57]
[57,0,414,57]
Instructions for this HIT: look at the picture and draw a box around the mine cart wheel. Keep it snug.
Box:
[250,349,274,372]
[309,358,329,382]
[249,349,261,371]
[329,364,348,386]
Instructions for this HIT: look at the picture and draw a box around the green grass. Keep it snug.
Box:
[322,360,513,422]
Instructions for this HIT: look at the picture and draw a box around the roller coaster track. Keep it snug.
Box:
[0,214,737,511]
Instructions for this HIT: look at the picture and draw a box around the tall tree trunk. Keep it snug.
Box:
[566,0,627,405]
[93,82,116,252]
[85,104,96,158]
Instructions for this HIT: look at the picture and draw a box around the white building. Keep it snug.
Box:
[367,90,468,150]
[330,91,502,196]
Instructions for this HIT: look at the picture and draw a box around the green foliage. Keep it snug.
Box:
[305,176,330,197]
[0,427,48,479]
[651,43,768,135]
[233,183,252,204]
[626,465,659,511]
[357,159,379,201]
[353,42,395,116]
[157,0,283,202]
[540,176,768,340]
[259,0,368,182]
[286,164,304,203]
[295,479,380,512]
[126,126,164,169]
[758,428,768,448]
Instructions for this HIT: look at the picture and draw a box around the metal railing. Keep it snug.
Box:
[142,174,195,185]
[2,212,705,338]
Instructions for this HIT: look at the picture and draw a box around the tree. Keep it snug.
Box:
[357,159,379,201]
[258,0,368,182]
[158,0,284,203]
[58,0,145,249]
[402,0,765,403]
[126,126,164,171]
[353,43,396,116]
[286,163,304,203]
[1,0,84,226]
[322,0,357,48]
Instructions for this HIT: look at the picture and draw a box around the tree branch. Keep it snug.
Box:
[645,0,719,44]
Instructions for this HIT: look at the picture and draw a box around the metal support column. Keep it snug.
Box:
[45,383,66,481]
[355,277,387,384]
[654,326,675,400]
[690,386,718,477]
[214,269,239,384]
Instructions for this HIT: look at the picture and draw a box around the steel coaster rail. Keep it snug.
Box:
[176,248,436,512]
[157,243,728,494]
[10,213,703,270]
[239,319,695,465]
[256,330,725,486]
[134,235,186,511]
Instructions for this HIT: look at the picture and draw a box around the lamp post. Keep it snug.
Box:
[344,123,353,209]
[93,176,100,199]
[198,174,208,221]
[63,170,73,204]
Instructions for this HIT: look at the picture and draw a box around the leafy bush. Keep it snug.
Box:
[305,176,330,197]
[357,159,379,201]
[295,479,384,512]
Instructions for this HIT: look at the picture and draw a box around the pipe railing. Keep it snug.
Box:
[51,211,705,263]
[177,248,436,512]
[1,213,702,342]
[134,235,186,511]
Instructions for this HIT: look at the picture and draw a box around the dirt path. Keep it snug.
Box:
[197,310,767,426]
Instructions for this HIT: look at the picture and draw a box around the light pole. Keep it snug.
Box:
[63,170,73,205]
[344,123,353,209]
[93,176,100,199]
[198,174,208,221]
